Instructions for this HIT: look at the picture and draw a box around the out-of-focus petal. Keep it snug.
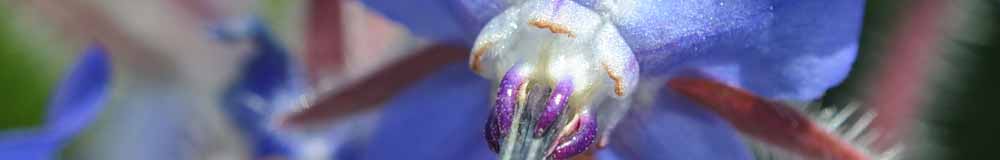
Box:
[0,44,111,159]
[342,62,495,160]
[226,19,295,100]
[221,18,302,158]
[359,0,507,44]
[0,131,55,159]
[605,89,752,160]
[583,0,864,100]
[44,45,111,138]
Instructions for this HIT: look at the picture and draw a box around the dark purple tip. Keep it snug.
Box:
[550,112,597,160]
[485,113,501,153]
[535,80,573,137]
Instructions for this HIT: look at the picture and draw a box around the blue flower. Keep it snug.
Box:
[230,0,865,159]
[0,44,111,159]
[349,0,864,159]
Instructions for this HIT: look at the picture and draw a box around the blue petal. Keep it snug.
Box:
[221,19,298,157]
[366,0,863,100]
[0,131,57,159]
[359,0,507,44]
[0,44,111,159]
[605,89,752,160]
[585,0,865,100]
[44,45,111,137]
[348,62,495,160]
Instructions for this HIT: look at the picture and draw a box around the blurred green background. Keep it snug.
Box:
[821,0,1000,159]
[0,2,68,130]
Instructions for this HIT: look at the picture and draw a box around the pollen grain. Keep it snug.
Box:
[603,63,625,97]
[529,19,575,38]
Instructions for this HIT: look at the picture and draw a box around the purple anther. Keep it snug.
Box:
[535,80,573,137]
[485,65,527,152]
[550,112,597,160]
[495,66,526,135]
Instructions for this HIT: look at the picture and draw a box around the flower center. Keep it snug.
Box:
[472,0,640,159]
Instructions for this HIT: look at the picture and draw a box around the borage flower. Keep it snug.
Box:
[244,0,866,159]
[0,45,111,159]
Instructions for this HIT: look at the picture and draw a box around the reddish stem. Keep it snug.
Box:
[283,45,468,127]
[669,77,867,160]
[305,0,347,85]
